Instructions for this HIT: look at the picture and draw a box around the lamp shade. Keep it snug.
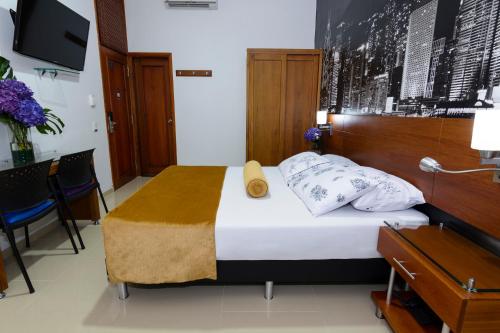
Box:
[471,109,500,151]
[316,110,328,125]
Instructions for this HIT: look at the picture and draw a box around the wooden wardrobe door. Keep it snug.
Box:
[283,54,320,159]
[247,53,285,166]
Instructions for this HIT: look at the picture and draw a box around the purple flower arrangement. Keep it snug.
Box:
[0,79,47,127]
[304,127,322,142]
[0,56,64,164]
[304,127,322,152]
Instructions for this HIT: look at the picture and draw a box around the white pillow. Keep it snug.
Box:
[278,152,329,183]
[290,165,378,216]
[322,154,359,168]
[351,170,425,212]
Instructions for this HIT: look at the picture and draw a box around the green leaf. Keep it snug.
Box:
[0,114,10,125]
[0,56,13,80]
[56,118,65,128]
[47,119,62,134]
[36,125,48,135]
[46,113,65,128]
[44,109,65,130]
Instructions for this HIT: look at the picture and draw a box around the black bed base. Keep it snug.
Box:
[131,259,390,289]
[217,259,390,284]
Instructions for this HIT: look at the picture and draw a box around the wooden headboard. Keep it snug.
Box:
[324,114,500,239]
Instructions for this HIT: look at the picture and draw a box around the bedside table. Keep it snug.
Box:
[373,224,500,333]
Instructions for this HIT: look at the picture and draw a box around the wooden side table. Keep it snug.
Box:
[373,225,500,333]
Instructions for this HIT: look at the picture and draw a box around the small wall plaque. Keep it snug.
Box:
[176,70,212,77]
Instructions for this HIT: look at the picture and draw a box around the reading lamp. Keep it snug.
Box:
[420,109,500,183]
[317,110,333,135]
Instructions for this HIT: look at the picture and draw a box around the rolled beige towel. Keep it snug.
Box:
[244,160,268,198]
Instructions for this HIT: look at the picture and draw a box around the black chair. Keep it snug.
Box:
[52,149,109,250]
[0,160,79,294]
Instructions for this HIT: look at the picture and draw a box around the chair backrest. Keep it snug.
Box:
[56,149,96,189]
[0,159,54,213]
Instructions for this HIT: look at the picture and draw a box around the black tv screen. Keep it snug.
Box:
[13,0,90,71]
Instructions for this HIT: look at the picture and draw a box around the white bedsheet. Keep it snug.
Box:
[215,167,429,260]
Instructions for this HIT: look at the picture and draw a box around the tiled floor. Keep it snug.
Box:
[0,177,390,333]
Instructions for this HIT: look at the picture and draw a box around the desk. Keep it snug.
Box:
[0,151,101,295]
[373,224,500,333]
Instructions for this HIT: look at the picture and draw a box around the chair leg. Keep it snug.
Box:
[6,229,34,294]
[24,225,30,248]
[97,185,109,214]
[57,206,78,254]
[62,221,79,255]
[61,201,85,250]
[69,216,85,250]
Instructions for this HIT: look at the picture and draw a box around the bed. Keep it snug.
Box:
[216,167,428,260]
[103,165,429,299]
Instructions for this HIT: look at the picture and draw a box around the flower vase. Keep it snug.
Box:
[310,140,321,155]
[9,122,35,167]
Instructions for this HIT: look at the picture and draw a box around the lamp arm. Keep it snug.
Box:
[435,167,500,174]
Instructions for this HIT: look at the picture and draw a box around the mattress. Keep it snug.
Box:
[215,167,429,260]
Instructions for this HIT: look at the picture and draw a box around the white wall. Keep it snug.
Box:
[125,0,317,166]
[0,0,112,250]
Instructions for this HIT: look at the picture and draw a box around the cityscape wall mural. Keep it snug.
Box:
[315,0,500,118]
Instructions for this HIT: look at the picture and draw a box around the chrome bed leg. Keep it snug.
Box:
[0,292,6,300]
[376,267,396,319]
[386,267,396,305]
[375,307,384,319]
[117,283,129,300]
[264,281,274,300]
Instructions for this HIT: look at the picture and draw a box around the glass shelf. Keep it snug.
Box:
[384,221,500,293]
[34,67,79,79]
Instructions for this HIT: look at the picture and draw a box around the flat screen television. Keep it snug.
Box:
[13,0,90,71]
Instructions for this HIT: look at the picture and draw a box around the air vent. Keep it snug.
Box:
[165,0,218,9]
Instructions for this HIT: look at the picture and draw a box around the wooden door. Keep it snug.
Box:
[283,54,320,158]
[247,53,285,166]
[131,54,176,176]
[100,47,136,189]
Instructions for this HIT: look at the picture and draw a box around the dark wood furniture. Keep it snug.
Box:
[0,153,101,296]
[0,244,8,297]
[373,225,500,333]
[324,114,500,239]
[247,49,322,166]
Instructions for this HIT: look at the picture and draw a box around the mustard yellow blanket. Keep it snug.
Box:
[102,166,227,284]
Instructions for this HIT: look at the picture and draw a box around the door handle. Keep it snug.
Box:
[392,257,416,280]
[168,119,173,124]
[108,113,117,133]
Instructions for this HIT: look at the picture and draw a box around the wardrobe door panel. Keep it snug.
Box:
[283,55,320,158]
[248,54,284,166]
